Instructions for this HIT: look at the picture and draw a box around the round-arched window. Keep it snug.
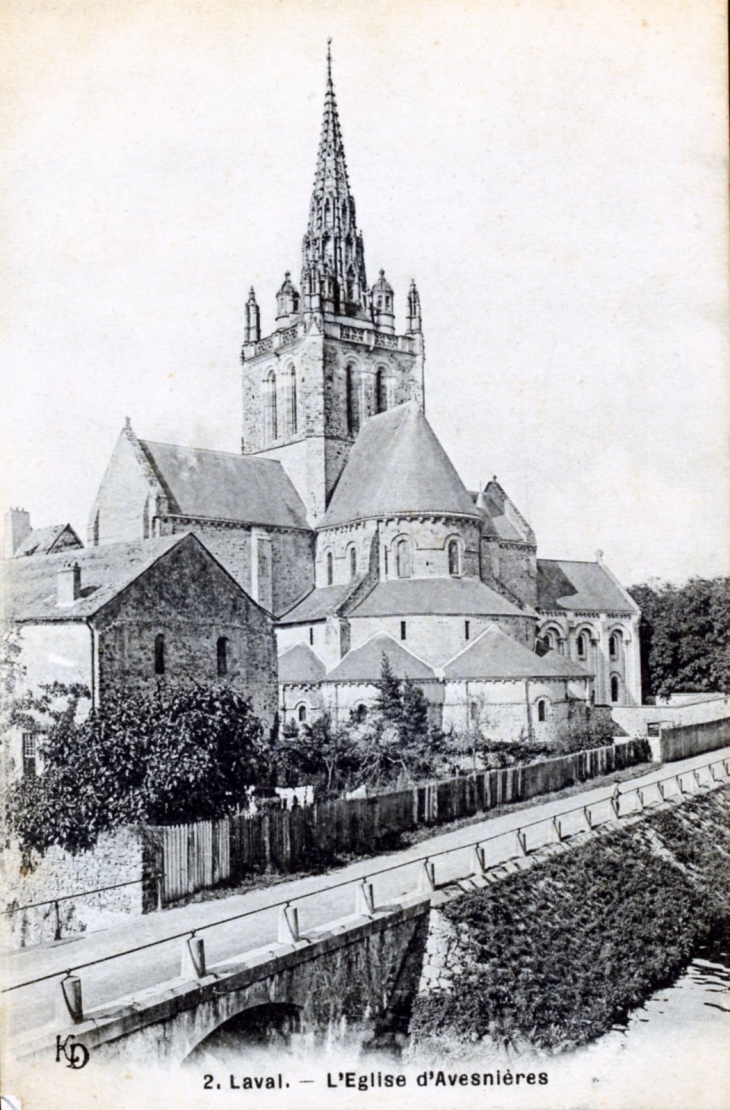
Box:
[536,698,548,723]
[349,546,357,579]
[609,632,620,660]
[395,538,412,579]
[610,674,620,703]
[355,703,368,722]
[447,538,461,576]
[297,704,307,723]
[576,632,587,659]
[326,550,334,586]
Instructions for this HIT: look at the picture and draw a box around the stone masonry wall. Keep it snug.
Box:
[1,826,153,948]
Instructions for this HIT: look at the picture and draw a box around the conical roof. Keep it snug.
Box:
[321,402,480,527]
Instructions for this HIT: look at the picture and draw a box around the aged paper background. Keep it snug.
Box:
[1,0,728,1108]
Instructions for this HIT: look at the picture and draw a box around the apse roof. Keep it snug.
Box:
[278,643,326,683]
[350,576,526,618]
[442,625,590,680]
[277,581,362,625]
[326,633,436,682]
[537,559,635,614]
[320,402,479,528]
[139,440,309,530]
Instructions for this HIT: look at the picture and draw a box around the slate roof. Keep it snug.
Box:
[326,633,436,682]
[350,576,527,618]
[537,559,635,614]
[3,535,191,622]
[139,440,309,530]
[278,644,326,684]
[277,582,361,625]
[321,402,479,528]
[443,625,590,680]
[14,524,83,558]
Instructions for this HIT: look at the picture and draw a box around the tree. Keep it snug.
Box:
[352,654,447,788]
[629,577,730,698]
[273,711,356,798]
[6,681,270,860]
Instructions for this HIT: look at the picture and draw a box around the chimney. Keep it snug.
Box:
[4,508,31,557]
[57,563,82,606]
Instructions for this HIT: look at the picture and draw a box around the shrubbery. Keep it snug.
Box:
[410,791,730,1054]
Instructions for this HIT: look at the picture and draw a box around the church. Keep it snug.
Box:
[7,50,642,747]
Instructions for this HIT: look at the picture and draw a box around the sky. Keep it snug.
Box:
[1,0,728,586]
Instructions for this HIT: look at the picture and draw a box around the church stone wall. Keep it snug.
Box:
[480,538,537,610]
[442,676,587,743]
[95,539,278,725]
[88,435,154,546]
[349,613,534,669]
[379,517,481,580]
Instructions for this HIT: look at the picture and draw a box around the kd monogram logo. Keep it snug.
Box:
[55,1034,89,1070]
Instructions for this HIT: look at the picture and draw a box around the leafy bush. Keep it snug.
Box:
[7,681,270,859]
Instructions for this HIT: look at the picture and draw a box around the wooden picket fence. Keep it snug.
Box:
[150,739,647,906]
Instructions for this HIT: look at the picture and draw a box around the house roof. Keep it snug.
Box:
[350,576,527,618]
[326,633,436,682]
[443,625,590,680]
[14,524,83,558]
[537,559,635,614]
[278,643,326,684]
[138,439,309,530]
[321,402,480,528]
[3,534,195,622]
[277,581,361,625]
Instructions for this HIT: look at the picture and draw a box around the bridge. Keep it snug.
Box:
[7,746,729,1067]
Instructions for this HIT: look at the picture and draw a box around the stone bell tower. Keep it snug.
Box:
[240,46,425,526]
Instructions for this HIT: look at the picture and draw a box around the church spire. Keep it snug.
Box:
[301,43,369,319]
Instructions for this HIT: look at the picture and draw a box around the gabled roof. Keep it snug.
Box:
[350,576,527,618]
[1,534,246,623]
[326,633,436,682]
[443,625,589,680]
[138,439,309,530]
[470,479,535,544]
[277,581,362,625]
[13,524,83,558]
[537,559,635,614]
[278,644,326,684]
[321,402,480,528]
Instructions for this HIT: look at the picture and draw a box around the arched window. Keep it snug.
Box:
[346,364,360,436]
[470,700,479,722]
[537,698,548,723]
[326,550,334,586]
[576,632,587,660]
[142,496,150,540]
[355,703,368,722]
[349,546,357,579]
[544,629,556,651]
[93,511,100,547]
[263,370,278,443]
[395,538,412,579]
[375,368,387,414]
[609,632,620,661]
[154,633,165,676]
[286,366,297,435]
[610,674,620,703]
[297,704,307,723]
[447,538,461,576]
[217,636,228,677]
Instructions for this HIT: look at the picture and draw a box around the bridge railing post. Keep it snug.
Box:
[181,934,207,978]
[57,974,83,1025]
[418,859,436,892]
[515,829,528,856]
[278,902,300,943]
[583,806,593,831]
[471,845,486,875]
[552,817,563,843]
[356,880,375,915]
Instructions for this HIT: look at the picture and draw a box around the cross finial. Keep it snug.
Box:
[327,39,332,80]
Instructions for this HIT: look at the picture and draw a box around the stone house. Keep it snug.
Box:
[2,533,278,780]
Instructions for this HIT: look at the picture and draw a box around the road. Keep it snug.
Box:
[3,746,728,1039]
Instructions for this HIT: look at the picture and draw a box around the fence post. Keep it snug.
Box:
[471,845,486,874]
[552,817,563,843]
[53,899,62,942]
[57,974,83,1024]
[583,806,593,830]
[515,829,528,856]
